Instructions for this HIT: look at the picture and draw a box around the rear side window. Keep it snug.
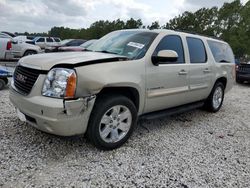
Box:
[187,37,207,63]
[36,38,44,42]
[46,38,53,42]
[207,40,234,63]
[154,35,185,64]
[67,40,85,46]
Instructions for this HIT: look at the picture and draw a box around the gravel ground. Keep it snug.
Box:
[0,84,250,188]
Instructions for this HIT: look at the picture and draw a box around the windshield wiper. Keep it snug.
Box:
[95,50,119,55]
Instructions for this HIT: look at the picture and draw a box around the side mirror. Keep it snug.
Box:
[152,50,178,65]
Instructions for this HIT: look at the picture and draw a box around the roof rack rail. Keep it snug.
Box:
[174,29,223,41]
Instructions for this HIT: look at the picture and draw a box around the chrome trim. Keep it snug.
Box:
[189,84,208,91]
[147,86,189,98]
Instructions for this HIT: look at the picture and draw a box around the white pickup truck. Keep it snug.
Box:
[0,38,13,60]
[0,37,42,60]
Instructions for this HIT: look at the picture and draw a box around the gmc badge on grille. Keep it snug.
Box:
[16,73,27,83]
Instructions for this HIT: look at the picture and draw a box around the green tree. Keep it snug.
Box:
[148,21,160,30]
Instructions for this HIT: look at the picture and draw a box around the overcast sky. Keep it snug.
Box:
[0,0,248,33]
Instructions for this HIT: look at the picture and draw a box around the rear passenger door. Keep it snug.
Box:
[36,38,45,49]
[46,37,54,46]
[187,37,213,101]
[145,35,190,113]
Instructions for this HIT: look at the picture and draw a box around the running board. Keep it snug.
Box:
[140,101,204,120]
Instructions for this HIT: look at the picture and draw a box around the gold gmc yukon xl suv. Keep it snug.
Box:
[10,29,235,150]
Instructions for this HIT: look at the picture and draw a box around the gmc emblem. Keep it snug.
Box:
[16,73,27,83]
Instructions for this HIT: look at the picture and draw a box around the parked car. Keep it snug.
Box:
[236,63,250,83]
[0,33,12,39]
[0,34,41,59]
[10,29,235,150]
[1,31,16,38]
[27,37,61,49]
[0,66,12,90]
[12,40,42,57]
[14,35,34,43]
[58,39,97,52]
[45,39,87,53]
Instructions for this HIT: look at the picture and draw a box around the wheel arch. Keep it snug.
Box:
[0,77,8,84]
[23,49,37,57]
[215,77,227,89]
[96,86,140,112]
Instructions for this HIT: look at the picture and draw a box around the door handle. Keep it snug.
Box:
[178,70,188,75]
[203,68,211,73]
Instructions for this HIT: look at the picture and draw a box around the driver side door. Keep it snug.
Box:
[144,35,190,113]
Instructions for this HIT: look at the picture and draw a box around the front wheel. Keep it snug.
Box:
[87,95,137,150]
[204,82,225,112]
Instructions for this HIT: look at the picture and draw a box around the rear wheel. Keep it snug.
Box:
[0,79,6,90]
[87,95,137,150]
[23,50,37,56]
[204,82,225,112]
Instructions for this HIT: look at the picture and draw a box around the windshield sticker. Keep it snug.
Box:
[127,42,145,49]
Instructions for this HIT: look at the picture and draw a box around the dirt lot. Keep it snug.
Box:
[0,84,250,188]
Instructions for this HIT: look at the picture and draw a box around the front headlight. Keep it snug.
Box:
[42,68,77,99]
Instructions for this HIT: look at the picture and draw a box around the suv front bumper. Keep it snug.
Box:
[236,72,250,81]
[9,87,96,136]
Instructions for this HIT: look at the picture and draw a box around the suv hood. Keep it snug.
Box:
[19,52,128,71]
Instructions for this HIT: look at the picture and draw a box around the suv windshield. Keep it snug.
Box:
[87,30,158,59]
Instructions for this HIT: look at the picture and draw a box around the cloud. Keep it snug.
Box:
[185,0,230,9]
[0,0,246,33]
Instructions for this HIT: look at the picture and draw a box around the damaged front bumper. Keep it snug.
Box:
[9,86,96,136]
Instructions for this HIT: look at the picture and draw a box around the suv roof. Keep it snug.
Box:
[119,29,225,44]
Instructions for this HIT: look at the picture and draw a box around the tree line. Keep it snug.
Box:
[16,0,250,58]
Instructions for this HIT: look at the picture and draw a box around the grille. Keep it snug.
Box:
[238,65,250,72]
[14,66,40,95]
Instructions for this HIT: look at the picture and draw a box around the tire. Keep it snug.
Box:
[2,77,8,85]
[0,79,6,90]
[23,50,37,57]
[87,94,138,150]
[204,82,225,112]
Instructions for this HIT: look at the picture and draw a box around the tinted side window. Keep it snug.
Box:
[46,38,53,42]
[187,37,207,63]
[207,40,234,63]
[36,38,45,42]
[67,40,85,46]
[155,35,185,64]
[54,38,60,42]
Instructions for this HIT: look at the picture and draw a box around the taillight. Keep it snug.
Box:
[6,41,12,50]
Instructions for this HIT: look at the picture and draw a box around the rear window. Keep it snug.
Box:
[54,38,60,42]
[207,40,234,63]
[187,37,207,63]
